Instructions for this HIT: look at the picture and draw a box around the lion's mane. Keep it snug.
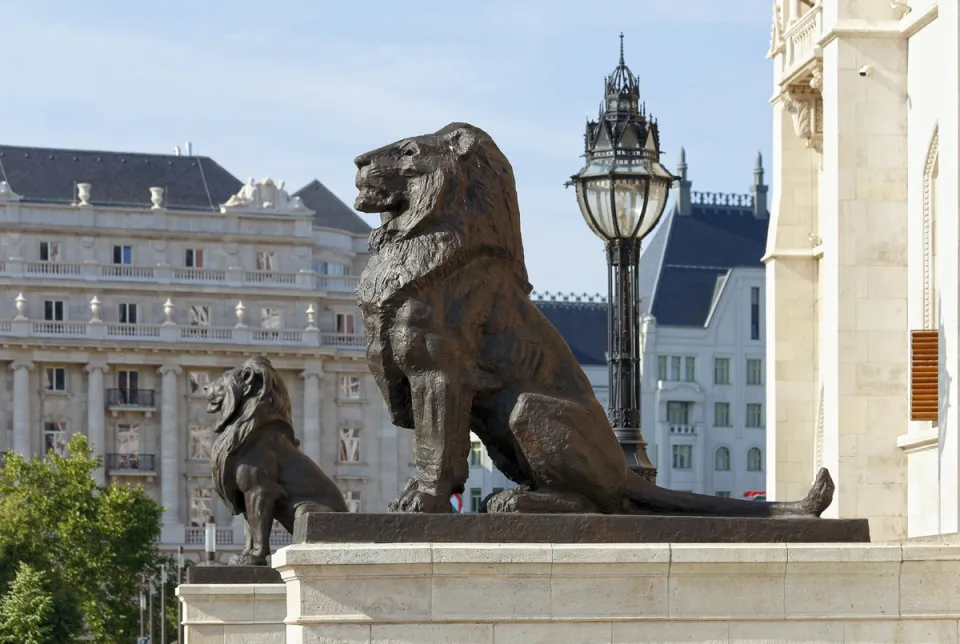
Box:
[210,356,296,512]
[356,123,533,308]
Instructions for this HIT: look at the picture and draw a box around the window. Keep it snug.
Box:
[43,421,68,457]
[189,305,209,327]
[336,312,356,335]
[39,241,61,262]
[115,423,141,468]
[746,403,764,428]
[314,261,346,275]
[339,428,361,463]
[113,245,132,265]
[44,367,66,392]
[672,445,693,470]
[188,372,210,395]
[188,487,213,526]
[44,300,64,321]
[118,303,138,324]
[657,356,668,381]
[714,402,731,427]
[117,370,139,405]
[189,426,213,460]
[344,490,362,513]
[750,286,761,340]
[470,488,483,513]
[185,248,204,268]
[747,447,763,472]
[666,401,691,425]
[260,308,281,329]
[716,491,731,498]
[714,358,730,385]
[470,441,484,467]
[670,356,681,381]
[715,447,731,471]
[747,358,763,385]
[684,357,696,382]
[256,251,276,271]
[339,375,361,399]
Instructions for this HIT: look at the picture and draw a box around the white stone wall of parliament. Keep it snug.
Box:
[177,583,285,644]
[272,542,960,643]
[764,0,954,541]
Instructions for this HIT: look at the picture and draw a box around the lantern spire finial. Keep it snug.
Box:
[619,32,625,66]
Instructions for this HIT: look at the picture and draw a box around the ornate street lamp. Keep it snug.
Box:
[568,34,678,483]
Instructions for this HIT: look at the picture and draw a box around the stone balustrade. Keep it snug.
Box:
[781,3,822,81]
[0,316,364,349]
[0,257,359,293]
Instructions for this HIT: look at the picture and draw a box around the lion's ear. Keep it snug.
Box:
[239,366,258,396]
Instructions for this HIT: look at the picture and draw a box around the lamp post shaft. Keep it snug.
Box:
[606,238,657,482]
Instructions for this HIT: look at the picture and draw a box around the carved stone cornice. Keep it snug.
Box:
[767,1,785,59]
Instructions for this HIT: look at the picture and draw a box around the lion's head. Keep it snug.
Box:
[206,356,292,437]
[353,122,529,287]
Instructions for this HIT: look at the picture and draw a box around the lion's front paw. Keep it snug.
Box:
[228,553,269,566]
[389,488,450,513]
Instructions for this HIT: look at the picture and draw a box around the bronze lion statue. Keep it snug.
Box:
[354,122,833,517]
[207,356,347,564]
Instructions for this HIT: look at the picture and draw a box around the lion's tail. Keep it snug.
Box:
[623,468,834,518]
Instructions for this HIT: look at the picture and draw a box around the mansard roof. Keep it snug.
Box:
[0,144,242,210]
[531,293,609,366]
[293,179,372,236]
[644,192,769,327]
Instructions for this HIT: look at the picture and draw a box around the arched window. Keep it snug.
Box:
[714,447,730,471]
[747,447,763,472]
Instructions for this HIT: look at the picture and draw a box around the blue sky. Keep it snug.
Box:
[2,0,772,294]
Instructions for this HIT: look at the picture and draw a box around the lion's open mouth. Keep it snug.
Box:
[206,394,223,414]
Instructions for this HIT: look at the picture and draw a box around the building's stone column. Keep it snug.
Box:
[300,364,324,464]
[11,360,33,456]
[85,362,108,485]
[159,365,182,526]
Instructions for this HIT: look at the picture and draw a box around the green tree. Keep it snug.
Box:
[0,562,56,644]
[0,434,167,643]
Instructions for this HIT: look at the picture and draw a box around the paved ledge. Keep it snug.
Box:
[294,512,870,544]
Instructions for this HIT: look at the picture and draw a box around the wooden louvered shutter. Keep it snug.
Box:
[910,330,938,421]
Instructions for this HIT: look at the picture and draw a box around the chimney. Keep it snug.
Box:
[185,142,193,156]
[751,150,769,219]
[173,146,181,156]
[676,147,692,216]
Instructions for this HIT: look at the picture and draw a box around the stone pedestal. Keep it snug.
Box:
[177,566,284,644]
[273,541,960,643]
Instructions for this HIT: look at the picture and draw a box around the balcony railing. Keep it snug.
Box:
[184,527,235,546]
[668,424,699,435]
[781,4,822,81]
[105,452,156,473]
[270,530,293,546]
[0,258,358,293]
[0,318,365,349]
[105,388,157,408]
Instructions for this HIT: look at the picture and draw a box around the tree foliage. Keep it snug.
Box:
[0,434,168,643]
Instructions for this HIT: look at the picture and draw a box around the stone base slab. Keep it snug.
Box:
[273,542,960,643]
[186,564,282,584]
[294,512,870,544]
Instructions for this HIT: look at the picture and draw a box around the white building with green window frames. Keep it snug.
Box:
[637,152,770,499]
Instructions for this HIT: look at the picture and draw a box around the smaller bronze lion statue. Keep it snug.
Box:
[207,356,347,565]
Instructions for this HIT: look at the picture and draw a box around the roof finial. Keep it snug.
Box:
[755,150,763,171]
[619,32,625,66]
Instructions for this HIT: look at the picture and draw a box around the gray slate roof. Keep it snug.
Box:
[0,145,242,210]
[647,200,769,327]
[294,179,372,235]
[532,299,608,366]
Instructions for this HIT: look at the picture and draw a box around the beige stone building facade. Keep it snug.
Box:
[0,144,413,555]
[764,0,950,541]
